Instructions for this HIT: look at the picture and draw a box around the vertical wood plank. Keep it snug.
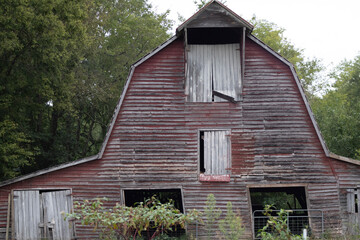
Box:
[42,190,72,240]
[203,130,230,175]
[13,190,41,240]
[213,44,241,101]
[347,189,355,213]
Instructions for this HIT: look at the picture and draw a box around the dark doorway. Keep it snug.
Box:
[250,187,309,236]
[124,189,185,239]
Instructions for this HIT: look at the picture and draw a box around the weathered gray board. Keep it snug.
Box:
[13,190,73,240]
[204,130,230,175]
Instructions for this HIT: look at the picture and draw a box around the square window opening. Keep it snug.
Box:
[124,189,185,238]
[199,130,231,177]
[185,28,243,103]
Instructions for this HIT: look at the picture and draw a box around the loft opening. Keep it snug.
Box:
[185,27,243,103]
[187,27,242,44]
[199,130,231,182]
[250,187,309,236]
[124,189,185,238]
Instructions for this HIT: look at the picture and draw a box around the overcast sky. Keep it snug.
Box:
[148,0,360,69]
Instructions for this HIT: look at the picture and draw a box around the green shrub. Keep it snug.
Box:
[258,205,302,240]
[204,194,221,238]
[204,194,244,239]
[218,202,244,240]
[65,196,201,240]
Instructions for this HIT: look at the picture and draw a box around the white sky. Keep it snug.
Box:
[148,0,360,69]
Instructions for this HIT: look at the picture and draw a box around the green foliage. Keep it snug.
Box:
[204,194,244,239]
[258,205,302,240]
[65,197,201,240]
[70,0,172,162]
[0,0,172,179]
[0,119,34,180]
[218,202,244,240]
[0,0,89,175]
[311,55,360,160]
[204,194,222,237]
[0,0,90,172]
[251,17,324,98]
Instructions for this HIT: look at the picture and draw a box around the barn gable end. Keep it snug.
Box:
[1,1,360,239]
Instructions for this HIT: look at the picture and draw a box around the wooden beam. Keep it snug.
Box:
[213,90,236,103]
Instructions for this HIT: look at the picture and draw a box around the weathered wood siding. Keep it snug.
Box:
[1,36,360,239]
[0,159,120,239]
[332,159,360,233]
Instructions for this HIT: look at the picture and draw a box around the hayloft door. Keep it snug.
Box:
[13,190,73,240]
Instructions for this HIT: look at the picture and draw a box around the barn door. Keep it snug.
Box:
[13,190,42,239]
[13,190,74,240]
[41,190,73,240]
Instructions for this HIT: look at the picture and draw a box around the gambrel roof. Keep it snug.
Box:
[1,1,359,188]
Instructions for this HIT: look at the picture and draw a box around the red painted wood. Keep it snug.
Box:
[1,37,360,239]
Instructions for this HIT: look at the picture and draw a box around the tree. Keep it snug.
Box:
[311,55,360,160]
[0,0,173,179]
[0,119,34,181]
[250,17,324,98]
[67,0,172,163]
[0,0,90,174]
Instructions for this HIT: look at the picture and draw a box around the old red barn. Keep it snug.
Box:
[1,1,360,239]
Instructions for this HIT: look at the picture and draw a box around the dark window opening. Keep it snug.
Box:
[187,27,242,44]
[39,189,68,193]
[200,131,205,173]
[250,187,307,211]
[250,187,308,236]
[355,190,359,213]
[124,189,185,238]
[124,189,184,212]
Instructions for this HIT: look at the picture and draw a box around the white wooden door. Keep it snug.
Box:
[13,190,41,240]
[42,190,73,240]
[13,190,73,240]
